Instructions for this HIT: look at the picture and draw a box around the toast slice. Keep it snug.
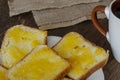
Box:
[7,45,70,80]
[53,32,109,80]
[0,65,7,80]
[1,25,47,68]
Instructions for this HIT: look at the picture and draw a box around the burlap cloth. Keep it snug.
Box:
[8,0,112,29]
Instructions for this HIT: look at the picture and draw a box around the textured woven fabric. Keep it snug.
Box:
[33,0,112,29]
[8,0,100,16]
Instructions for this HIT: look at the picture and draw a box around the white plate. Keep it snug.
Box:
[47,36,105,80]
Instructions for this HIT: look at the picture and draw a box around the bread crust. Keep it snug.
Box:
[74,56,108,80]
[61,77,73,80]
[0,64,8,70]
[54,64,71,80]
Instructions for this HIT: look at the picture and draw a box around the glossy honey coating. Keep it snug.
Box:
[0,66,7,80]
[8,45,70,80]
[1,25,47,68]
[53,32,108,79]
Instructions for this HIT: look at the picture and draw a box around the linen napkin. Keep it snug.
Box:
[32,0,112,29]
[8,0,100,16]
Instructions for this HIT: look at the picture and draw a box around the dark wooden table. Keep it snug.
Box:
[0,0,120,80]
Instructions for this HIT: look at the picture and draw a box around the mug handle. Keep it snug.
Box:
[91,5,107,36]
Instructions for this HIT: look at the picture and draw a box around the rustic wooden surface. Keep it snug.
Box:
[0,0,120,80]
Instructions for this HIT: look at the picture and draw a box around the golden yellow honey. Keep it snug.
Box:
[1,26,47,68]
[0,66,7,80]
[9,45,69,80]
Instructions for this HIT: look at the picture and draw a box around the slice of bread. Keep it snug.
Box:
[7,45,70,80]
[1,25,47,68]
[53,32,109,80]
[0,65,7,80]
